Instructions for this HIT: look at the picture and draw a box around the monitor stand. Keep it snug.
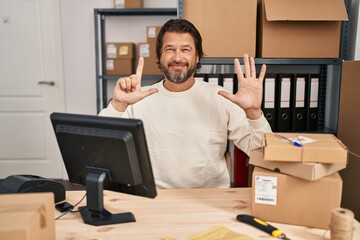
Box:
[79,168,136,226]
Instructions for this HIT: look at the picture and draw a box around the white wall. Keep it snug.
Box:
[59,0,176,115]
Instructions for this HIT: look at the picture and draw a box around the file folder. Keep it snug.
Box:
[306,74,319,131]
[222,74,235,94]
[291,74,307,132]
[276,74,293,132]
[194,74,207,82]
[207,74,221,86]
[262,74,277,131]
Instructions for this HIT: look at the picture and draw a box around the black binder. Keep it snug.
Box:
[194,73,208,82]
[262,74,277,131]
[276,74,293,132]
[291,74,307,132]
[306,74,319,131]
[207,74,221,86]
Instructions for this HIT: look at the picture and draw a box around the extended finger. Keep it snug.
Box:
[243,54,250,78]
[136,57,144,82]
[258,64,267,85]
[234,58,244,80]
[250,56,256,78]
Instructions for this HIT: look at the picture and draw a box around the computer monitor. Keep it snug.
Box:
[50,112,157,226]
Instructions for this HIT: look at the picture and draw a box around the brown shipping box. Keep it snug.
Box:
[262,133,348,164]
[106,59,133,75]
[251,167,342,229]
[0,193,55,240]
[184,0,257,57]
[114,0,143,8]
[249,148,346,181]
[257,0,348,58]
[106,42,135,59]
[138,42,162,75]
[338,60,360,220]
[147,26,161,44]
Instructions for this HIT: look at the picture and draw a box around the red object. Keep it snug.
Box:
[233,147,250,187]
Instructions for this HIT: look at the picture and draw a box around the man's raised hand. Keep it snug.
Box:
[218,54,266,120]
[111,57,159,112]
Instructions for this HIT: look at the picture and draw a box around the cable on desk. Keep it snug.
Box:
[55,193,86,220]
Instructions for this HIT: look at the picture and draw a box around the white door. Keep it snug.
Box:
[0,0,65,179]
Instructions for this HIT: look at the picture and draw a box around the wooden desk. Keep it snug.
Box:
[56,188,360,240]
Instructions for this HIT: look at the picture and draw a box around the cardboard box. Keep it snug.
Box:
[106,59,134,75]
[262,133,348,164]
[138,42,162,75]
[114,0,143,8]
[257,0,348,58]
[184,0,257,57]
[249,148,346,181]
[147,26,161,44]
[338,60,360,220]
[0,193,55,240]
[106,42,135,59]
[251,167,342,229]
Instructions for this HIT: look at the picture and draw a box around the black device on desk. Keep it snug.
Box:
[50,112,157,226]
[0,174,65,203]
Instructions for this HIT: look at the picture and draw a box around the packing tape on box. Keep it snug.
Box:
[329,208,355,240]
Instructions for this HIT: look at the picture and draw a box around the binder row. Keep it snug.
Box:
[262,73,319,132]
[194,73,320,132]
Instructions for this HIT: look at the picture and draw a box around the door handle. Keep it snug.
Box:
[38,81,55,86]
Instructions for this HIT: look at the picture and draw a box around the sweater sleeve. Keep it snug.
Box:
[98,102,127,118]
[228,103,272,156]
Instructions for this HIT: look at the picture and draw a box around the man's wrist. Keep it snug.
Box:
[245,108,262,120]
[111,100,128,112]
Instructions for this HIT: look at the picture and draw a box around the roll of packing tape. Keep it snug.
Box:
[330,208,355,240]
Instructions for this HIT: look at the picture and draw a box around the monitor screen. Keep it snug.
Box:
[50,112,157,226]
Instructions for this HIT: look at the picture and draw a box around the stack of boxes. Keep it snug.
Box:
[138,26,162,75]
[249,133,348,229]
[106,26,162,77]
[106,42,135,75]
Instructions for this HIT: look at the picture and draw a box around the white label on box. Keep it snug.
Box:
[107,44,117,58]
[148,27,157,38]
[114,0,125,8]
[139,44,150,57]
[254,175,277,205]
[106,60,114,70]
[223,77,234,93]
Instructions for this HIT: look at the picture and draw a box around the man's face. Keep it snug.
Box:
[159,32,199,84]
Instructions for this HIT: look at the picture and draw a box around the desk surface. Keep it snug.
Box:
[56,188,360,240]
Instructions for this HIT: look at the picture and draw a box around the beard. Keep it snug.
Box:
[160,60,196,84]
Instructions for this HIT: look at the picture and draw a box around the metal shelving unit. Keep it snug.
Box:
[94,8,178,112]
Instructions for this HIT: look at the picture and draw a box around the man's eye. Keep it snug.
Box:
[182,49,190,52]
[165,48,174,52]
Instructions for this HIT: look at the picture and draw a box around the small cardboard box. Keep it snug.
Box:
[106,59,134,75]
[146,26,161,44]
[184,0,257,57]
[262,133,348,164]
[0,193,55,240]
[106,42,135,59]
[138,42,162,75]
[251,167,342,229]
[257,0,348,58]
[114,0,143,8]
[249,148,346,181]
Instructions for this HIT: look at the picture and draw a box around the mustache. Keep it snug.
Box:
[168,61,189,67]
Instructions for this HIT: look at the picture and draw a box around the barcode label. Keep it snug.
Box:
[254,175,277,206]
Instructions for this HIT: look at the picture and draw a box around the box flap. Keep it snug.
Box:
[264,0,348,21]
